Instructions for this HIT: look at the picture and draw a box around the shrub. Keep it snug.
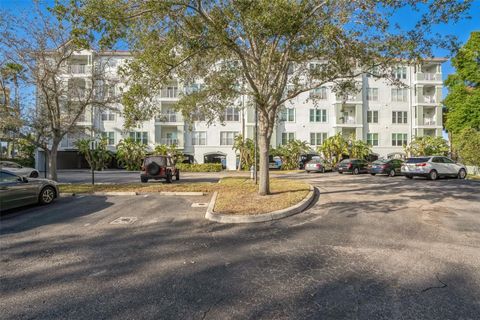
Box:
[176,163,223,172]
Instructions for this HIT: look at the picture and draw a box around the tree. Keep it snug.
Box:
[60,0,471,194]
[453,128,480,166]
[116,137,147,170]
[76,137,112,170]
[404,136,449,157]
[273,139,310,170]
[233,134,255,171]
[0,6,120,180]
[318,133,348,167]
[348,138,372,160]
[154,143,184,163]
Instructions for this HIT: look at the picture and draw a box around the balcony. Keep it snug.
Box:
[159,138,179,146]
[335,92,362,103]
[415,73,442,82]
[423,118,436,126]
[334,104,363,127]
[160,87,179,99]
[155,113,178,123]
[68,64,91,74]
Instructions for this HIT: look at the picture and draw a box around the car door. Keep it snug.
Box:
[0,171,27,210]
[442,157,460,176]
[431,157,447,175]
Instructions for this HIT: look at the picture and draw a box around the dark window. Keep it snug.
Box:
[406,157,430,163]
[0,171,19,182]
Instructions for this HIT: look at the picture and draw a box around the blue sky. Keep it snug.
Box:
[1,0,479,89]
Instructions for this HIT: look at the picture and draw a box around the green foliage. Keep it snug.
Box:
[348,139,372,160]
[273,140,310,170]
[175,163,223,172]
[0,157,34,168]
[317,133,348,167]
[75,137,112,170]
[452,128,480,166]
[153,143,185,164]
[116,137,147,170]
[444,32,480,133]
[404,136,449,157]
[232,134,255,170]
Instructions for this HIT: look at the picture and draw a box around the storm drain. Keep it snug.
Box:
[192,203,209,208]
[110,217,138,225]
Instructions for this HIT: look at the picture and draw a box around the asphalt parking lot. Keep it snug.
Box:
[1,172,479,319]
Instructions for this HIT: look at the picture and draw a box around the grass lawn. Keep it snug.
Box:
[59,177,310,215]
[468,175,480,181]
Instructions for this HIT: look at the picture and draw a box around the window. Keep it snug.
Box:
[191,131,207,145]
[392,133,408,146]
[102,132,115,145]
[281,132,295,145]
[367,88,378,101]
[393,66,407,80]
[220,131,237,145]
[101,111,115,121]
[367,133,379,146]
[367,111,378,123]
[280,108,295,122]
[0,171,19,183]
[224,107,240,121]
[309,109,327,122]
[310,87,327,99]
[129,132,148,144]
[192,112,206,121]
[391,88,408,102]
[392,111,408,124]
[310,132,328,146]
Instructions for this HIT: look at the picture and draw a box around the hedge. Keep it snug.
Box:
[176,163,223,172]
[0,157,35,168]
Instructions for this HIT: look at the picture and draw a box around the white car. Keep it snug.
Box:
[401,156,467,180]
[0,161,39,178]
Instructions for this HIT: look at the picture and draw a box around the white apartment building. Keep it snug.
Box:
[37,50,446,170]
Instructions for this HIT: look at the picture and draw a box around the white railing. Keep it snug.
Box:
[339,117,356,124]
[68,64,89,74]
[423,118,436,125]
[336,92,362,102]
[160,87,179,98]
[155,113,177,122]
[416,73,442,81]
[159,138,179,146]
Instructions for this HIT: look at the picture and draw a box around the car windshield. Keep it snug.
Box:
[405,157,430,163]
[144,157,167,166]
[340,159,352,164]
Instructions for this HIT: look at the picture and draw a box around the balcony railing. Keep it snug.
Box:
[68,64,90,74]
[159,138,179,146]
[155,113,178,122]
[423,118,436,125]
[339,116,356,124]
[160,87,179,98]
[335,92,362,102]
[418,95,437,104]
[416,73,442,81]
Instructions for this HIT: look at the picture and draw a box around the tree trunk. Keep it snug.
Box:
[258,129,271,196]
[48,141,60,181]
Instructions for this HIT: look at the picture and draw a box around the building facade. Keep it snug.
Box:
[38,50,446,170]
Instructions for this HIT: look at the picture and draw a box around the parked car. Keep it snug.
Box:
[269,156,282,170]
[140,155,179,183]
[0,161,39,178]
[305,158,332,173]
[368,159,404,177]
[0,170,58,211]
[401,156,467,180]
[337,159,369,175]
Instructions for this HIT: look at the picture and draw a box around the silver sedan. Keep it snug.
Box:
[0,161,39,178]
[0,170,59,211]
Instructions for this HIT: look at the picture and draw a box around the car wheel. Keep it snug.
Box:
[175,170,180,181]
[306,171,310,173]
[39,186,56,205]
[405,175,413,179]
[353,168,359,175]
[30,171,39,178]
[338,171,343,174]
[166,171,172,183]
[141,176,148,183]
[321,167,325,173]
[370,173,376,176]
[428,170,438,181]
[458,168,466,179]
[147,162,160,176]
[389,169,395,177]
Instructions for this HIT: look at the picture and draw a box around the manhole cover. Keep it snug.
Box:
[192,203,209,208]
[110,217,138,225]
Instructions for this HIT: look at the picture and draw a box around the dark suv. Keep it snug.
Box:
[337,159,369,175]
[141,155,179,183]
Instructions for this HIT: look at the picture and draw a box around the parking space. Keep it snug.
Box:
[1,173,479,319]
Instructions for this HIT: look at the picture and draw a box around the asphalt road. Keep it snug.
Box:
[1,173,479,319]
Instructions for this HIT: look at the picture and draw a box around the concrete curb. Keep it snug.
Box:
[59,193,75,197]
[205,185,316,224]
[159,191,205,196]
[93,191,138,196]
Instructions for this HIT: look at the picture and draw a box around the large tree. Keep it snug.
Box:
[0,5,120,180]
[58,0,471,194]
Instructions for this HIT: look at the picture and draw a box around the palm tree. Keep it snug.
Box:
[116,138,147,170]
[318,133,348,167]
[349,139,371,159]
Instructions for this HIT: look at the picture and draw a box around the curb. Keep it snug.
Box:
[93,191,138,196]
[59,193,75,197]
[205,185,316,224]
[160,191,205,196]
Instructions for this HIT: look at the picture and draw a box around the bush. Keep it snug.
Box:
[176,163,223,172]
[0,157,35,167]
